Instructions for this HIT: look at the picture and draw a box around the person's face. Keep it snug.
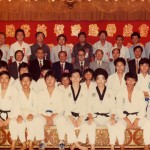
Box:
[45,76,56,87]
[116,37,123,46]
[132,36,139,44]
[78,51,85,61]
[59,52,67,63]
[41,70,49,77]
[126,78,137,87]
[0,34,5,45]
[16,32,24,41]
[36,49,44,60]
[95,50,103,61]
[112,49,120,60]
[79,35,86,43]
[36,33,44,43]
[0,74,9,87]
[61,77,70,87]
[134,48,142,59]
[140,64,149,74]
[116,62,125,73]
[99,33,106,41]
[19,67,29,75]
[21,77,31,90]
[70,72,81,84]
[58,37,65,46]
[96,75,106,87]
[0,67,7,73]
[15,52,24,62]
[84,72,93,81]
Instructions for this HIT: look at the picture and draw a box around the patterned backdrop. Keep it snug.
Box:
[1,21,150,49]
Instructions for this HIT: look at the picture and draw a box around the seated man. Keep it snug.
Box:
[116,72,150,150]
[8,50,24,80]
[90,49,110,74]
[30,47,51,81]
[52,51,73,82]
[73,49,90,75]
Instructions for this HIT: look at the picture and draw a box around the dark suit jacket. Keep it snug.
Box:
[128,59,140,74]
[73,60,90,73]
[30,59,51,81]
[52,61,73,82]
[8,61,18,80]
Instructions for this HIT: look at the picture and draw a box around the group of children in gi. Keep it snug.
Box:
[0,57,150,150]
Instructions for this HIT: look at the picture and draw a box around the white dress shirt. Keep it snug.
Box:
[0,44,10,62]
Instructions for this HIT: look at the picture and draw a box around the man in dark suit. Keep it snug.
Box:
[52,51,73,82]
[30,47,51,81]
[73,49,90,75]
[128,45,143,74]
[8,50,24,79]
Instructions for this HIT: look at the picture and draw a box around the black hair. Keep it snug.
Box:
[133,45,143,53]
[57,34,67,42]
[41,65,51,72]
[58,51,67,57]
[124,72,138,81]
[0,71,10,79]
[0,60,8,70]
[98,30,107,37]
[116,35,124,41]
[114,57,126,66]
[44,70,56,80]
[0,49,3,59]
[78,32,86,38]
[20,73,32,81]
[77,49,86,55]
[35,47,44,53]
[15,28,25,38]
[0,32,6,38]
[94,68,108,80]
[71,69,82,78]
[139,58,150,67]
[82,68,94,81]
[131,32,141,39]
[61,73,71,81]
[95,49,104,55]
[14,50,24,60]
[18,62,29,73]
[35,32,45,38]
[112,48,120,53]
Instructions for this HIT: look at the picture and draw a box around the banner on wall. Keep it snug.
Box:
[0,21,150,48]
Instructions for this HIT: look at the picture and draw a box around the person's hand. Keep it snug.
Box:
[27,114,33,121]
[133,118,139,129]
[123,117,133,129]
[109,118,116,125]
[46,116,53,125]
[70,117,78,127]
[88,117,94,125]
[76,117,82,127]
[144,92,149,98]
[17,115,23,124]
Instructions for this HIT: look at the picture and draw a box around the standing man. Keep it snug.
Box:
[0,32,10,63]
[30,32,50,61]
[10,28,31,63]
[51,34,71,63]
[72,32,94,64]
[93,30,113,62]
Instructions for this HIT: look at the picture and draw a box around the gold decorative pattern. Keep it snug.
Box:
[71,24,81,36]
[54,24,64,36]
[124,129,132,145]
[21,24,30,37]
[6,24,15,37]
[133,129,144,145]
[0,129,6,145]
[106,24,117,37]
[36,24,47,37]
[139,24,149,37]
[123,24,133,37]
[88,24,99,37]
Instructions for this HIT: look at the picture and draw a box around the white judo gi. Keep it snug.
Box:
[37,87,66,141]
[9,89,42,142]
[116,88,150,145]
[86,87,117,145]
[64,85,88,144]
[80,81,96,92]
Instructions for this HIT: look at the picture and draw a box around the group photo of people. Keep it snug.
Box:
[0,27,150,150]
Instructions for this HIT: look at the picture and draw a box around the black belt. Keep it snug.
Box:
[71,112,79,118]
[85,112,110,121]
[123,111,138,117]
[46,110,53,113]
[0,109,11,121]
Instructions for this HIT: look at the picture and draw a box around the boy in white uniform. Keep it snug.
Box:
[0,71,18,150]
[86,68,117,150]
[10,73,42,150]
[135,58,150,118]
[107,57,126,97]
[64,69,88,150]
[116,72,150,150]
[37,70,66,150]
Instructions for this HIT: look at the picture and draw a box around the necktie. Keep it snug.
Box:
[61,46,63,51]
[61,63,64,74]
[39,61,42,68]
[136,60,139,74]
[99,61,101,67]
[80,62,84,73]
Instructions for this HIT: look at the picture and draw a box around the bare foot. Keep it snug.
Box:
[10,140,16,150]
[70,143,76,150]
[120,145,124,150]
[75,142,88,150]
[145,145,150,150]
[20,142,27,150]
